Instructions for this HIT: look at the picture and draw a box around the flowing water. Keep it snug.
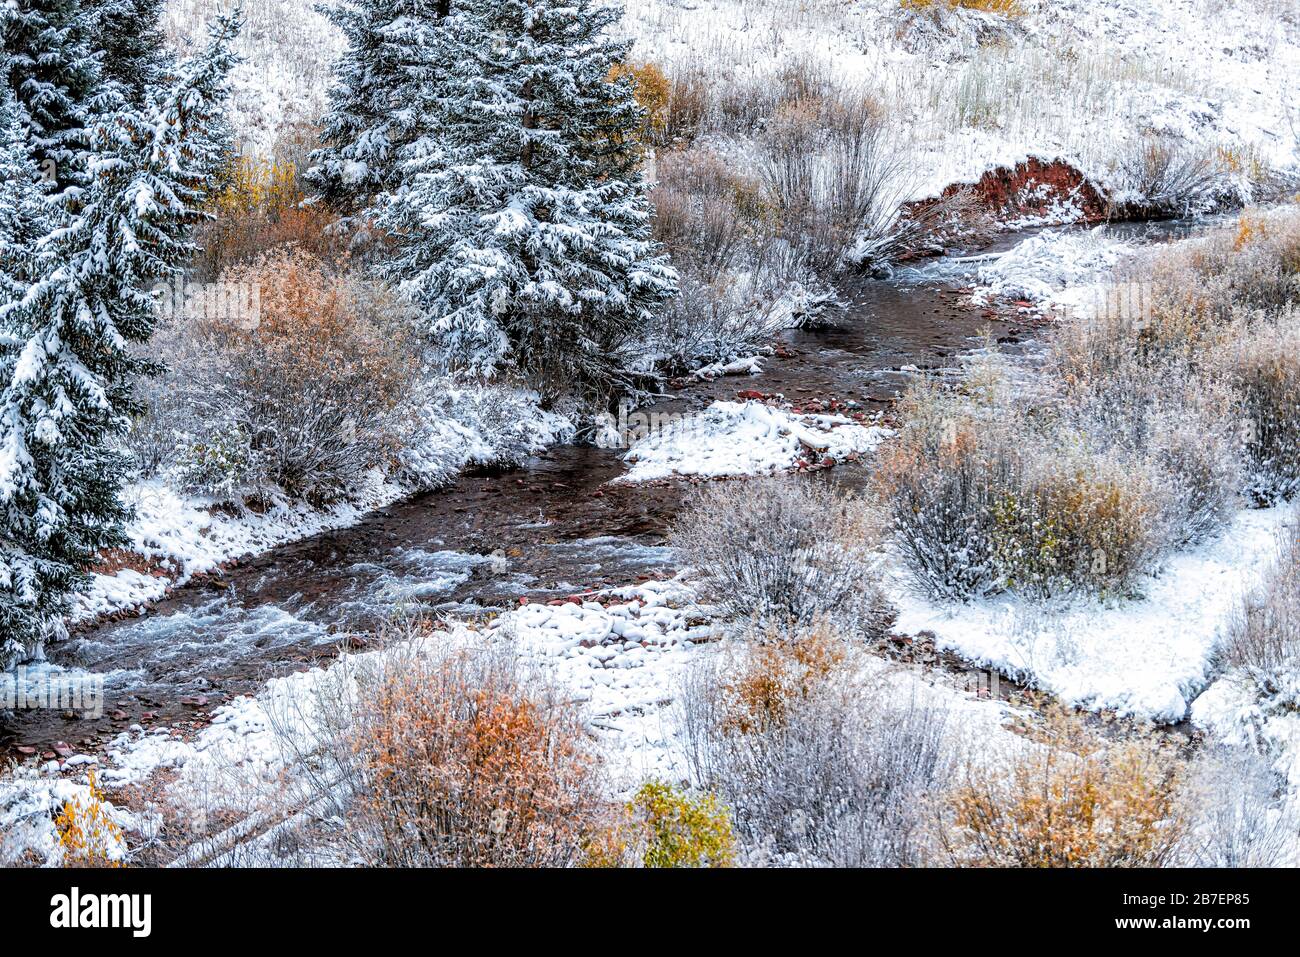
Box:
[0,220,1203,759]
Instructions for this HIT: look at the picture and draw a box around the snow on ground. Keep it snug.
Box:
[892,502,1298,722]
[897,222,1152,311]
[968,226,1138,306]
[163,0,1300,200]
[621,0,1300,199]
[1192,675,1300,794]
[617,400,893,482]
[2,574,1025,864]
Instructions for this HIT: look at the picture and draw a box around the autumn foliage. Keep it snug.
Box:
[347,644,610,867]
[55,770,124,868]
[943,707,1187,867]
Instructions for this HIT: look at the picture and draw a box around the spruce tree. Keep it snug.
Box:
[0,14,240,664]
[84,0,175,107]
[0,0,104,188]
[309,0,456,230]
[378,0,676,402]
[0,69,49,308]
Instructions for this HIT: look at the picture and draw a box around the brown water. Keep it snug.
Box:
[0,220,1199,759]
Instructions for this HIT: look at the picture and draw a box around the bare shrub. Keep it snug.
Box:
[652,148,774,279]
[290,630,611,867]
[1218,312,1300,505]
[942,706,1187,867]
[663,67,710,146]
[758,92,913,273]
[874,397,1015,601]
[869,187,991,264]
[1109,135,1231,218]
[171,251,419,505]
[648,146,795,371]
[680,629,951,867]
[716,622,848,735]
[1180,743,1295,867]
[1049,333,1243,545]
[1221,523,1300,705]
[709,56,833,138]
[647,275,787,373]
[671,478,894,637]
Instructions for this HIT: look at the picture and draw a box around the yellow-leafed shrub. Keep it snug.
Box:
[55,770,124,868]
[610,61,671,147]
[210,156,301,219]
[903,0,1023,15]
[195,154,342,279]
[629,781,735,868]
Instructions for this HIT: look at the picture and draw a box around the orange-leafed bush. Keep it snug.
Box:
[55,770,124,868]
[345,643,610,867]
[176,250,419,505]
[720,624,847,735]
[943,706,1186,867]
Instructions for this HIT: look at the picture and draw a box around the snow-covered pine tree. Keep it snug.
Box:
[379,0,676,402]
[0,14,240,665]
[0,67,50,310]
[84,0,175,107]
[0,0,105,188]
[309,0,457,232]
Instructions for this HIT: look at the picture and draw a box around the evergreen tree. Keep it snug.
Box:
[0,0,105,188]
[0,14,240,664]
[308,0,456,230]
[0,68,50,309]
[378,0,676,402]
[84,0,175,107]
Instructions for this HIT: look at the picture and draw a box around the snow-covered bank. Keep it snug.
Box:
[893,497,1297,723]
[1192,675,1300,793]
[74,394,574,628]
[617,400,893,482]
[2,574,1025,865]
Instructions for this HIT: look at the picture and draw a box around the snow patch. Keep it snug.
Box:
[617,400,893,482]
